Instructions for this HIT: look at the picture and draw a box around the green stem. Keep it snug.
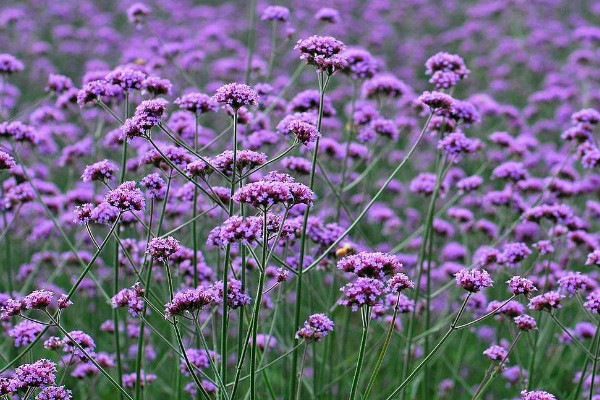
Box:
[386,294,470,400]
[220,111,239,398]
[250,210,269,400]
[363,293,402,398]
[349,307,372,400]
[290,71,328,397]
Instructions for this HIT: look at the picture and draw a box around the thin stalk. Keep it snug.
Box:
[290,71,329,397]
[46,312,133,400]
[589,320,600,400]
[386,294,471,400]
[303,112,434,274]
[165,265,212,400]
[220,110,239,397]
[250,210,269,400]
[349,307,372,400]
[363,293,402,398]
[135,200,154,400]
[295,344,308,400]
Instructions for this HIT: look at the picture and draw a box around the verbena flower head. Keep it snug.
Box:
[528,291,564,311]
[0,150,15,170]
[296,313,334,341]
[0,53,24,74]
[233,175,313,209]
[127,3,151,27]
[212,83,258,110]
[285,119,320,144]
[175,92,217,114]
[339,277,385,311]
[362,74,409,99]
[143,75,172,96]
[261,5,290,22]
[105,181,145,211]
[387,273,415,293]
[15,359,56,387]
[212,279,251,309]
[36,385,73,400]
[341,48,379,80]
[337,251,402,279]
[507,276,537,297]
[62,330,96,360]
[295,35,346,69]
[418,91,455,110]
[45,74,73,94]
[105,67,146,91]
[76,80,114,106]
[164,287,214,318]
[454,268,493,292]
[514,314,537,331]
[558,272,595,296]
[425,52,470,89]
[112,283,145,317]
[81,159,118,182]
[483,344,507,361]
[584,289,600,314]
[146,236,181,263]
[22,289,54,310]
[520,390,556,400]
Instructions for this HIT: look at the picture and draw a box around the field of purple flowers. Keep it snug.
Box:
[2,0,600,399]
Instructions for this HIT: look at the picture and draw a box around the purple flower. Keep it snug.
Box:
[81,159,118,182]
[584,289,600,314]
[506,276,537,296]
[339,277,385,311]
[0,150,15,169]
[22,289,54,309]
[212,83,258,110]
[112,283,145,317]
[261,5,290,22]
[296,313,334,341]
[315,7,340,23]
[127,3,151,26]
[212,279,251,309]
[337,251,402,279]
[105,181,145,211]
[418,91,455,110]
[454,268,493,292]
[36,385,73,400]
[0,54,24,74]
[105,67,146,91]
[175,92,217,114]
[528,291,564,311]
[483,344,508,361]
[45,74,73,94]
[285,119,320,145]
[295,35,346,68]
[387,273,415,293]
[437,131,476,159]
[143,75,172,96]
[558,272,595,296]
[62,330,96,360]
[15,359,56,387]
[520,390,556,400]
[77,80,115,106]
[514,314,537,331]
[9,320,44,347]
[425,52,470,89]
[572,108,600,125]
[362,74,409,99]
[341,48,379,80]
[164,288,214,318]
[146,236,181,263]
